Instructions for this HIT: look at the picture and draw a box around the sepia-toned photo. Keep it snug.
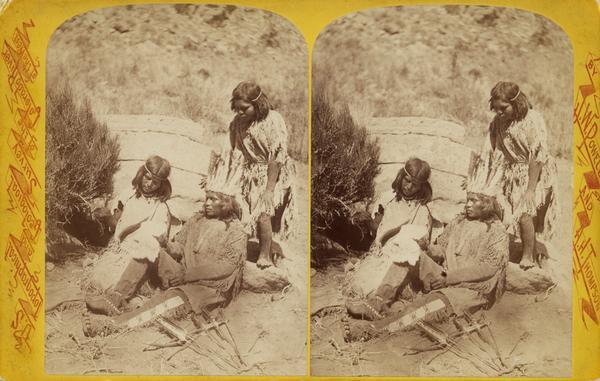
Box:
[44,4,308,375]
[310,5,572,377]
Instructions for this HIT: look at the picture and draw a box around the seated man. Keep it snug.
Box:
[85,187,247,324]
[346,191,509,332]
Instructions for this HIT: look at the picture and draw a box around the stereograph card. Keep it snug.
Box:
[0,0,598,380]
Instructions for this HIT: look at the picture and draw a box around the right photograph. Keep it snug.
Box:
[310,5,573,377]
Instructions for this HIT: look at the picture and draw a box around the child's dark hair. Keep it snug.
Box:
[391,157,433,205]
[489,81,532,122]
[230,81,272,122]
[131,155,172,202]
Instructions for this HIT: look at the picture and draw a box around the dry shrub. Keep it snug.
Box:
[311,90,380,264]
[46,83,120,247]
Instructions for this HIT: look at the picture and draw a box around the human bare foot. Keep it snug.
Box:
[519,256,536,270]
[256,253,273,269]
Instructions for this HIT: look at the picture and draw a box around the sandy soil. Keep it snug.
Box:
[46,260,307,376]
[310,159,573,377]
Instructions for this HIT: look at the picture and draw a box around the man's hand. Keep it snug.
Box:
[429,271,447,290]
[168,268,186,287]
[516,189,536,212]
[533,245,550,267]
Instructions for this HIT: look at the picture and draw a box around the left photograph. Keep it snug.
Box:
[44,4,308,376]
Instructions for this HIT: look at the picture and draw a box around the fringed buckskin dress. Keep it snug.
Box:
[478,108,558,241]
[229,110,296,239]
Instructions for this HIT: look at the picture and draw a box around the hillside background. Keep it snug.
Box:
[47,4,308,160]
[314,5,573,157]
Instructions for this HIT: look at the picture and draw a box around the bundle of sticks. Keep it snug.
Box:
[143,308,247,373]
[407,312,525,376]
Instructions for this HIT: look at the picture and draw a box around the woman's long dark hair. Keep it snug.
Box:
[489,81,532,123]
[391,157,433,205]
[131,155,172,202]
[230,81,272,123]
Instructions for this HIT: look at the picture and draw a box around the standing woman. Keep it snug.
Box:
[227,81,296,269]
[474,81,557,269]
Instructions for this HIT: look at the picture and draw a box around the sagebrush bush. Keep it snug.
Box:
[311,91,380,260]
[46,84,120,244]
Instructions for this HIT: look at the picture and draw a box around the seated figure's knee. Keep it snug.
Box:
[157,250,184,289]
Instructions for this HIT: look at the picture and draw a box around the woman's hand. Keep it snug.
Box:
[154,233,168,248]
[165,242,184,261]
[259,189,275,211]
[117,221,143,241]
[413,236,429,251]
[517,189,536,212]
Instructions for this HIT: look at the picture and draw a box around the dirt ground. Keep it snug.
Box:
[45,164,308,376]
[310,159,573,377]
[46,267,306,376]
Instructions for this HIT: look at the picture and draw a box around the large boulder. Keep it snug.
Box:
[506,263,555,294]
[104,114,220,222]
[367,116,466,145]
[243,240,295,293]
[242,262,290,293]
